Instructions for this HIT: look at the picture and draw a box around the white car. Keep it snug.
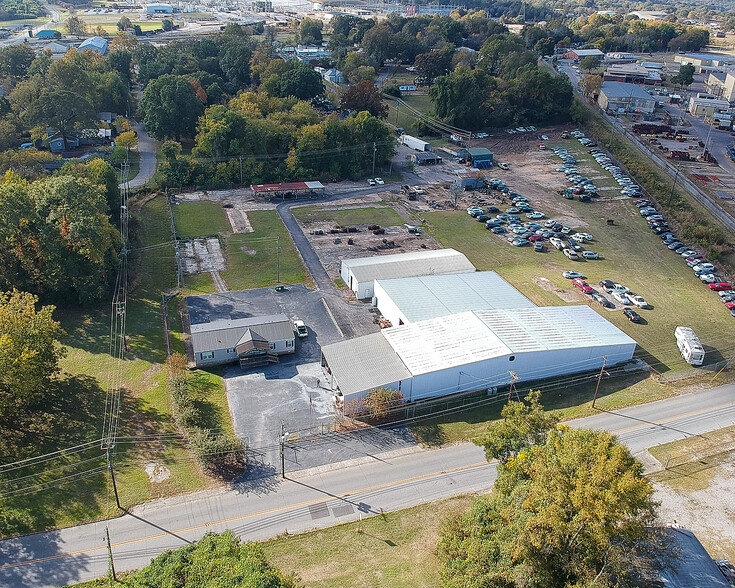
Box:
[612,283,630,293]
[413,186,424,194]
[562,271,585,279]
[293,320,308,338]
[375,177,384,185]
[626,293,648,308]
[612,291,630,305]
[699,273,717,283]
[367,178,376,186]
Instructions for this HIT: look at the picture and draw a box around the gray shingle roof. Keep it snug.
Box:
[190,314,293,354]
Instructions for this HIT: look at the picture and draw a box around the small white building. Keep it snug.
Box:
[373,271,535,327]
[688,95,730,117]
[340,248,475,300]
[322,306,637,405]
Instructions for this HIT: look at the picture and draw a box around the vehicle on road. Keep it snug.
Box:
[675,326,704,365]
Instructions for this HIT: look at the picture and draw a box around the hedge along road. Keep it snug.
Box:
[1,383,735,587]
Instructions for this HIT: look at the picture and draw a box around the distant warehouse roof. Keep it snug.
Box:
[341,248,475,285]
[251,181,325,194]
[78,36,108,55]
[374,271,535,324]
[600,81,654,100]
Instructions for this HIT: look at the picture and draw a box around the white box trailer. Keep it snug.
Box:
[399,134,430,151]
[675,326,705,365]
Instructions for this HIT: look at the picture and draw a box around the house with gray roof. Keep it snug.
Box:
[189,314,295,368]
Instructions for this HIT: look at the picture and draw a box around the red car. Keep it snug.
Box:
[709,283,733,291]
[572,278,594,294]
[725,302,735,311]
[528,234,543,242]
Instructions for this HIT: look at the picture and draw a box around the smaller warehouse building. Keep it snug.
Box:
[373,271,535,327]
[688,95,730,117]
[340,249,475,300]
[598,81,656,114]
[35,29,60,39]
[564,48,603,61]
[457,147,493,168]
[146,3,174,13]
[454,170,485,189]
[189,314,295,368]
[78,36,108,56]
[412,151,442,165]
[603,63,661,85]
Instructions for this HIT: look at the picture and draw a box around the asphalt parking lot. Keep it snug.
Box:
[187,286,415,474]
[186,284,346,361]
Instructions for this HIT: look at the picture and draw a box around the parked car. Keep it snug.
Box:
[572,278,594,293]
[562,271,585,279]
[563,248,579,260]
[626,294,648,308]
[293,320,308,338]
[623,308,641,322]
[718,290,735,297]
[374,178,384,185]
[710,282,733,291]
[498,162,510,170]
[492,226,506,234]
[534,242,544,252]
[612,291,629,305]
[699,273,718,283]
[413,186,424,194]
[693,263,715,272]
[591,293,612,307]
[582,251,599,260]
[367,178,376,186]
[599,280,615,292]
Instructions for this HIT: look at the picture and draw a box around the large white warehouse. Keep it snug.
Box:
[321,306,637,405]
[340,249,475,300]
[373,271,535,326]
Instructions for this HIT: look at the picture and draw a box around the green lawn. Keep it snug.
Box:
[292,205,405,227]
[221,210,308,290]
[384,95,435,136]
[0,196,231,538]
[173,201,231,239]
[264,495,475,588]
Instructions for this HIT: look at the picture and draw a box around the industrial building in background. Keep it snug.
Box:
[340,248,475,300]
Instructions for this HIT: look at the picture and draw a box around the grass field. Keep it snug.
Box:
[264,495,475,588]
[0,196,231,538]
[384,95,435,136]
[221,210,308,290]
[173,201,231,239]
[292,205,405,227]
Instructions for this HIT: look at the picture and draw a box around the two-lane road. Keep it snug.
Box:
[1,383,734,587]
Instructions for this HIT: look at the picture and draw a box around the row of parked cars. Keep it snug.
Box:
[551,146,598,202]
[562,271,648,322]
[505,125,537,134]
[632,197,735,318]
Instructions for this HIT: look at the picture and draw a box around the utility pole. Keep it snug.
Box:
[372,142,377,177]
[276,236,280,283]
[105,527,117,582]
[395,100,400,126]
[591,356,607,409]
[280,422,289,479]
[107,446,121,510]
[668,162,682,206]
[239,155,243,185]
[506,370,520,405]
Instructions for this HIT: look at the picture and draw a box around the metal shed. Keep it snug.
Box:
[340,248,476,300]
[458,147,493,168]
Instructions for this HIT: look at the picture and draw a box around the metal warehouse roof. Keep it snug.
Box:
[600,81,655,101]
[382,312,512,376]
[382,306,635,377]
[375,271,535,323]
[190,314,293,353]
[474,306,636,353]
[342,249,475,284]
[659,528,731,587]
[466,147,493,158]
[321,332,412,397]
[78,36,108,54]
